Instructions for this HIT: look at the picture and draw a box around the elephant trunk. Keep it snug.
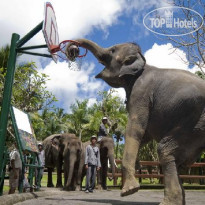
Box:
[66,152,76,189]
[72,39,110,64]
[108,149,116,179]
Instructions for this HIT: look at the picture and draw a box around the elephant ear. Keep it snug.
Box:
[51,134,62,150]
[119,52,146,77]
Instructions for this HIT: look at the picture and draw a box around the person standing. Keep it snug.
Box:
[85,135,101,193]
[35,142,45,188]
[97,117,110,142]
[9,142,22,194]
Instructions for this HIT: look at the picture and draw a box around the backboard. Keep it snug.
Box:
[12,107,39,153]
[42,2,59,63]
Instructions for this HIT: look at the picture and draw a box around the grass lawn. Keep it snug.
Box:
[2,173,205,194]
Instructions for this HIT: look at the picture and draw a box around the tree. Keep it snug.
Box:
[88,89,128,136]
[11,63,57,112]
[31,107,70,141]
[138,140,159,162]
[0,45,57,112]
[0,45,10,71]
[114,130,124,159]
[166,0,205,72]
[195,71,205,80]
[67,99,90,140]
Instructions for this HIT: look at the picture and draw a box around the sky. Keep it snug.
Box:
[0,0,203,112]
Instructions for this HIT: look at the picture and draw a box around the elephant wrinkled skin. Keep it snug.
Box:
[43,133,82,190]
[66,39,205,205]
[97,137,116,190]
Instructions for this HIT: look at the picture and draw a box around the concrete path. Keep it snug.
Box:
[15,189,205,205]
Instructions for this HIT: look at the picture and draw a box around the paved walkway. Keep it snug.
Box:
[15,189,205,205]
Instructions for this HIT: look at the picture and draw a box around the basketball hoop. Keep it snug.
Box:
[50,40,88,71]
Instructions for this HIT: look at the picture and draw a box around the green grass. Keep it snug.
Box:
[3,173,205,194]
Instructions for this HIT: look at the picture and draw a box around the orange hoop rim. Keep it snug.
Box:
[50,40,88,59]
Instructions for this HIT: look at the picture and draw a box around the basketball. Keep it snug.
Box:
[66,44,80,61]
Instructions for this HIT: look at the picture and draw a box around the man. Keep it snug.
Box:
[35,142,45,188]
[9,142,22,194]
[85,135,101,193]
[97,117,110,142]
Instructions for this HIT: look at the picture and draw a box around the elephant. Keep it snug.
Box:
[77,137,115,190]
[43,133,82,190]
[66,39,205,205]
[97,137,116,190]
[43,134,62,187]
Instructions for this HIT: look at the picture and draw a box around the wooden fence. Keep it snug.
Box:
[107,160,205,187]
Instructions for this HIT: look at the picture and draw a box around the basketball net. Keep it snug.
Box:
[50,40,87,71]
[68,58,82,71]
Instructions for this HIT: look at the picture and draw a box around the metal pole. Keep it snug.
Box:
[0,33,20,184]
[17,21,43,48]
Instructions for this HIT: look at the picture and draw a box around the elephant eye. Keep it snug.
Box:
[123,56,136,65]
[110,47,115,53]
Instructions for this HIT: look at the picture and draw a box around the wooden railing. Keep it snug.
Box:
[107,160,205,187]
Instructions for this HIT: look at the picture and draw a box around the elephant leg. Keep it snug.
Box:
[64,168,68,189]
[158,138,185,205]
[47,167,54,187]
[101,159,108,190]
[56,155,63,188]
[121,115,147,197]
[76,161,84,191]
[97,167,102,190]
[71,167,78,191]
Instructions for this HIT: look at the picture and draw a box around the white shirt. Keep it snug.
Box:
[10,149,22,169]
[38,150,45,166]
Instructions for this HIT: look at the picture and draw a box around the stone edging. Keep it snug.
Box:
[0,190,59,205]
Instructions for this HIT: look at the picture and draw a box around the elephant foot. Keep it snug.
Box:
[63,186,73,191]
[56,183,63,188]
[97,184,103,190]
[121,179,140,197]
[159,197,184,205]
[159,200,173,205]
[47,183,54,187]
[102,186,108,190]
[75,185,81,191]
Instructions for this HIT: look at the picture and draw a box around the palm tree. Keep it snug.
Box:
[68,100,89,140]
[114,130,124,159]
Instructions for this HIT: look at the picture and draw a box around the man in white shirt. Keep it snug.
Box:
[9,142,22,194]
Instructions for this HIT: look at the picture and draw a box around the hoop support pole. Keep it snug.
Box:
[17,44,48,51]
[18,51,52,58]
[17,21,43,48]
[0,34,20,194]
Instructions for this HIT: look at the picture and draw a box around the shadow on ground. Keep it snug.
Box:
[44,197,159,205]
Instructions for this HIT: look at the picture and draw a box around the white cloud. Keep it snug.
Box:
[0,0,167,48]
[144,43,200,73]
[0,0,123,48]
[0,0,174,112]
[38,61,106,112]
[87,98,97,107]
[112,88,126,102]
